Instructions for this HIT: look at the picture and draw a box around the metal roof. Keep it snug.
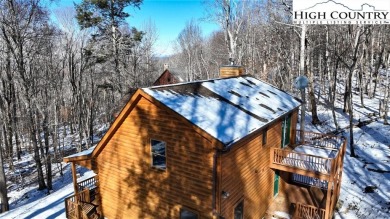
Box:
[143,75,301,147]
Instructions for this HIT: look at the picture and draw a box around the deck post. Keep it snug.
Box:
[335,140,347,204]
[71,162,79,196]
[324,180,332,219]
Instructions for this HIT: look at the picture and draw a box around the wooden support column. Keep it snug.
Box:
[324,180,333,219]
[338,141,347,187]
[336,171,342,201]
[334,140,347,204]
[71,162,78,195]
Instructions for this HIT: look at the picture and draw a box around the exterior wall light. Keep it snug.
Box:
[222,191,230,199]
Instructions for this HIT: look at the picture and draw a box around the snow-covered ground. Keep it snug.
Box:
[0,125,105,219]
[303,87,390,219]
[0,81,389,219]
[335,122,390,219]
[0,164,93,219]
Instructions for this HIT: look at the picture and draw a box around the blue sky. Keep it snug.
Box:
[49,0,220,55]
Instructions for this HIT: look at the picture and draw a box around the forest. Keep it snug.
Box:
[0,0,389,213]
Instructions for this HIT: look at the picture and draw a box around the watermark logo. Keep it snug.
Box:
[293,0,390,24]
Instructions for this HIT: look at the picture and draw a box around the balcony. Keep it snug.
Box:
[64,176,101,219]
[267,131,346,219]
[270,131,346,181]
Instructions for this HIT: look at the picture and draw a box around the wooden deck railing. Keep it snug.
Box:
[270,131,346,179]
[65,189,91,219]
[77,175,98,191]
[294,203,325,219]
[272,148,334,175]
[64,197,79,219]
[65,176,99,219]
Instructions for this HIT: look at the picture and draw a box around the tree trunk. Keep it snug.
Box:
[358,49,365,107]
[13,93,21,160]
[343,76,350,113]
[372,33,384,97]
[383,67,389,125]
[349,84,356,157]
[326,27,339,129]
[43,109,52,191]
[28,105,47,190]
[0,127,9,213]
[341,26,362,156]
[307,56,321,125]
[331,60,340,129]
[299,25,306,76]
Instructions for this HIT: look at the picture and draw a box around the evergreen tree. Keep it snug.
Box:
[75,0,143,93]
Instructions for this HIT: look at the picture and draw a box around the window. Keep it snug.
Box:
[281,114,292,148]
[274,171,280,197]
[262,127,268,146]
[180,208,198,219]
[234,201,244,219]
[151,139,166,170]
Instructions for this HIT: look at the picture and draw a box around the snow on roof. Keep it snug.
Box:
[143,76,301,146]
[202,76,300,121]
[64,146,95,159]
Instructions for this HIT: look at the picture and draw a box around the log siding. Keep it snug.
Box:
[218,110,298,218]
[95,97,215,219]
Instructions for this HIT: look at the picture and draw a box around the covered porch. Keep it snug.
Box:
[63,147,101,219]
[64,174,101,219]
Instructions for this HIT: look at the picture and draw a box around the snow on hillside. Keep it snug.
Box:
[0,124,105,219]
[0,81,389,219]
[0,166,93,219]
[305,91,390,219]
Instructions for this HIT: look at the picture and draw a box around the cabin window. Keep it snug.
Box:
[180,208,198,219]
[281,114,292,148]
[262,127,268,146]
[234,200,244,219]
[151,139,166,170]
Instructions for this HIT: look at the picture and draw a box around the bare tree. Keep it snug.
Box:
[176,20,204,81]
[204,0,251,63]
[337,25,365,157]
[0,82,9,212]
[0,0,52,190]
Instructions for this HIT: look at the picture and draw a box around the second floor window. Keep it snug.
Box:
[151,139,166,170]
[262,127,268,146]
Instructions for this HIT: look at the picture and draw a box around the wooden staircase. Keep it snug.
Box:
[65,175,101,219]
[293,203,325,219]
[80,202,99,219]
[65,188,101,219]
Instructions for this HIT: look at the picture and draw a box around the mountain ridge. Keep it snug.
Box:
[298,0,385,12]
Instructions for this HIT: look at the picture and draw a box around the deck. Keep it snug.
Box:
[265,195,326,219]
[270,131,346,180]
[269,131,346,219]
[265,184,327,219]
[64,176,101,219]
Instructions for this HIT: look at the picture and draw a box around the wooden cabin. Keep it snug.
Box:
[153,69,185,86]
[63,66,346,219]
